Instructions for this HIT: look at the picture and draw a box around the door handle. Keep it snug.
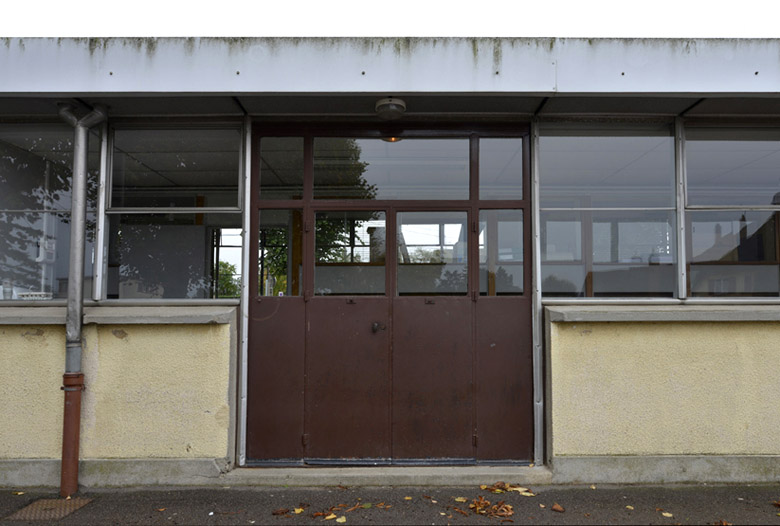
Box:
[371,322,386,333]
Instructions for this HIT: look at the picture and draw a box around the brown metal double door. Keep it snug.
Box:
[247,214,533,465]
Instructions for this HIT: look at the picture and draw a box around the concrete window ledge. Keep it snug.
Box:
[0,305,236,325]
[546,305,780,323]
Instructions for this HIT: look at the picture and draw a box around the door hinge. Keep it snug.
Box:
[472,434,478,447]
[302,433,310,447]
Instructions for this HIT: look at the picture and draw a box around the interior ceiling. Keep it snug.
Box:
[1,95,780,118]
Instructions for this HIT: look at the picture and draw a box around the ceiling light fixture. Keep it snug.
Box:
[375,97,406,120]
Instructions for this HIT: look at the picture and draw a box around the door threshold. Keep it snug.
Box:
[224,464,552,487]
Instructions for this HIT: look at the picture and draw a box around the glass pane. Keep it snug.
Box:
[539,129,674,208]
[258,209,303,297]
[111,128,241,208]
[688,210,779,296]
[687,128,780,206]
[480,139,523,200]
[479,209,523,295]
[0,212,95,300]
[541,210,676,297]
[314,138,469,200]
[397,211,468,295]
[315,210,386,295]
[106,213,242,299]
[260,137,304,200]
[0,125,100,211]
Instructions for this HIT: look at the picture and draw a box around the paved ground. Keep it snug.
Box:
[2,484,779,525]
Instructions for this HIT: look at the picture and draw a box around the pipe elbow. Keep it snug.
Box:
[80,104,107,129]
[57,103,79,128]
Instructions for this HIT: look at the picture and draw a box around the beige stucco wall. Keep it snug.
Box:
[550,321,780,456]
[0,323,232,459]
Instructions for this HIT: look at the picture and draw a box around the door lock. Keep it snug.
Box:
[371,322,386,333]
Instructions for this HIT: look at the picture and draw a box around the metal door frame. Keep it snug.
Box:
[243,122,534,465]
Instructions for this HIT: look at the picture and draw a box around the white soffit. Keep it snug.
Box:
[1,38,779,96]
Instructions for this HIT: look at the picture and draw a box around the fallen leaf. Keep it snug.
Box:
[714,521,732,526]
[11,492,24,496]
[294,508,304,514]
[584,513,591,517]
[454,497,467,503]
[773,500,780,508]
[529,463,534,468]
[335,517,346,524]
[324,513,337,520]
[539,504,546,508]
[431,500,438,503]
[626,505,634,510]
[157,508,166,512]
[470,496,491,514]
[590,485,596,490]
[361,503,371,509]
[480,485,489,490]
[551,503,565,513]
[313,512,328,517]
[404,496,412,500]
[453,507,469,516]
[662,512,674,518]
[345,503,361,513]
[520,492,536,497]
[440,512,446,515]
[66,496,71,501]
[272,508,290,516]
[423,495,432,499]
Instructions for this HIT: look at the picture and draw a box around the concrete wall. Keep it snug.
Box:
[0,317,233,461]
[549,320,780,457]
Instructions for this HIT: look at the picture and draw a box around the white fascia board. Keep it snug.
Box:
[0,37,779,96]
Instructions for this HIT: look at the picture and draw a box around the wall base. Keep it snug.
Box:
[0,459,230,488]
[552,455,780,484]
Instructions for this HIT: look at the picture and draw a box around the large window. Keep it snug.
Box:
[686,127,780,296]
[106,125,243,299]
[0,125,99,301]
[539,124,677,297]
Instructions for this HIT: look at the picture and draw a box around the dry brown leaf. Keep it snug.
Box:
[345,503,361,513]
[469,496,491,514]
[714,521,732,526]
[423,495,432,499]
[662,512,674,518]
[294,508,304,514]
[156,508,166,512]
[773,500,780,508]
[551,503,565,513]
[454,497,467,503]
[11,492,24,496]
[324,513,337,520]
[453,507,469,517]
[584,513,591,517]
[335,517,346,524]
[312,511,328,517]
[520,492,536,497]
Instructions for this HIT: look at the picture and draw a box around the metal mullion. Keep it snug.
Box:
[255,200,306,209]
[530,119,544,467]
[686,205,780,211]
[93,122,110,301]
[475,201,528,209]
[539,207,675,212]
[239,115,254,466]
[675,117,688,299]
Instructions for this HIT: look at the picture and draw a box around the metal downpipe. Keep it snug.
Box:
[58,104,106,498]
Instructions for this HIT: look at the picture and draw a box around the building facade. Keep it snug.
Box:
[2,37,780,486]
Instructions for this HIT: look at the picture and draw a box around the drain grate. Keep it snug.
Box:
[5,498,91,521]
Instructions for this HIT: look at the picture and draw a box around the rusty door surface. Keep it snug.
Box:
[305,297,391,461]
[392,296,474,459]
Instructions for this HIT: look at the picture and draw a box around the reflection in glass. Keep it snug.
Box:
[687,129,780,206]
[314,211,386,295]
[688,211,779,296]
[397,212,468,295]
[106,213,242,299]
[112,128,241,208]
[479,210,523,295]
[260,137,304,200]
[258,210,303,297]
[539,130,674,208]
[314,138,469,200]
[541,210,676,297]
[0,212,95,300]
[480,139,523,200]
[0,125,100,211]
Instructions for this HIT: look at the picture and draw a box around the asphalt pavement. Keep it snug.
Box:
[2,484,780,525]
